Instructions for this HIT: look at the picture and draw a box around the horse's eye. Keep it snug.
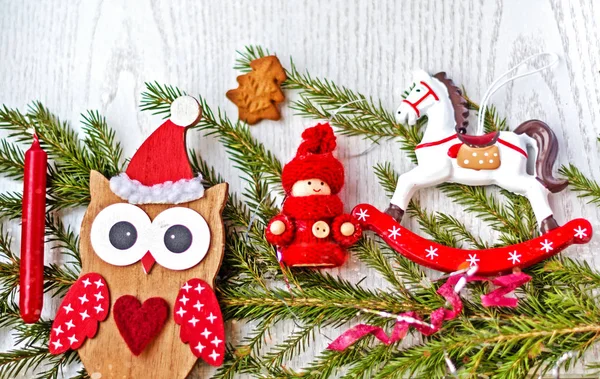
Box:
[416,89,421,92]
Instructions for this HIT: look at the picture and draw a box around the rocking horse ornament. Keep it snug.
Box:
[352,59,592,276]
[386,70,565,233]
[329,56,593,352]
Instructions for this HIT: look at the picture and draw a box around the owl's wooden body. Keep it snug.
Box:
[78,171,228,378]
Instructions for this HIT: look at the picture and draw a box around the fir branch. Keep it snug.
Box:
[70,367,90,379]
[81,110,124,176]
[373,162,398,197]
[12,318,52,347]
[0,346,79,379]
[220,276,431,327]
[44,264,78,297]
[537,257,600,292]
[235,46,422,161]
[0,191,22,220]
[0,102,125,210]
[559,164,600,204]
[262,322,318,368]
[292,340,372,379]
[194,97,283,196]
[378,311,600,379]
[439,184,528,243]
[435,213,490,250]
[31,349,80,379]
[340,343,401,379]
[351,238,406,295]
[0,139,25,180]
[46,213,81,266]
[0,228,19,302]
[214,349,264,379]
[139,81,186,117]
[406,200,459,248]
[462,92,509,132]
[46,166,90,209]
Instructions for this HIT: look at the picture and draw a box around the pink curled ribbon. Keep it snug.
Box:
[327,271,531,351]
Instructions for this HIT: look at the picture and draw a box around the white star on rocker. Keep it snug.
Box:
[179,295,189,305]
[195,342,205,353]
[356,209,369,222]
[540,239,554,253]
[188,316,199,327]
[82,278,91,288]
[387,226,402,240]
[507,251,521,264]
[201,328,212,339]
[176,307,187,317]
[181,282,192,292]
[63,304,74,314]
[209,350,220,361]
[79,310,90,321]
[425,246,438,260]
[94,292,104,301]
[94,279,104,288]
[574,226,588,239]
[211,336,222,347]
[65,320,75,330]
[53,326,63,336]
[94,304,104,314]
[51,340,63,350]
[466,254,480,267]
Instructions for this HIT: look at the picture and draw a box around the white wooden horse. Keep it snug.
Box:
[386,70,568,233]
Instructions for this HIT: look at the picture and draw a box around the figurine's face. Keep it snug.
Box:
[291,178,331,197]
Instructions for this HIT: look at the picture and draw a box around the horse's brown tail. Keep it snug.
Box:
[514,120,568,193]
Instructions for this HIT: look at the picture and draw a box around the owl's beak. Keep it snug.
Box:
[141,251,156,274]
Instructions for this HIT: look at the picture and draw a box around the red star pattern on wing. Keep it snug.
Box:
[48,273,110,354]
[174,278,225,366]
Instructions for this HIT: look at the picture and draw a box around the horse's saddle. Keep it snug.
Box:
[448,132,501,170]
[458,131,499,147]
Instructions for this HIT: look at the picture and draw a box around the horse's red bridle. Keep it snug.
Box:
[402,81,439,117]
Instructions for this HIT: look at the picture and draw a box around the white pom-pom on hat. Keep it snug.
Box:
[170,95,202,127]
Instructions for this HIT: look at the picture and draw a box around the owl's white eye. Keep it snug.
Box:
[150,207,210,271]
[90,203,150,266]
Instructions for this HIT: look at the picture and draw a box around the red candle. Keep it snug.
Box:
[20,134,47,323]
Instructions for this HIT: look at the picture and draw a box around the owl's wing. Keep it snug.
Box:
[48,273,110,354]
[174,279,225,366]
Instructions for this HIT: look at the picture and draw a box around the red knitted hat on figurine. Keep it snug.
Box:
[281,123,344,194]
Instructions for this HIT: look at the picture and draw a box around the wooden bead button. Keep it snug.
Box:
[312,221,330,238]
[340,222,355,236]
[270,220,286,235]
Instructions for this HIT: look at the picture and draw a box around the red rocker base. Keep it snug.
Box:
[352,204,592,276]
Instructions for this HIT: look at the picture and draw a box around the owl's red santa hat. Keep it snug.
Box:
[110,96,205,204]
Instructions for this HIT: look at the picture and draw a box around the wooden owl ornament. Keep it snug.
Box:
[48,96,229,378]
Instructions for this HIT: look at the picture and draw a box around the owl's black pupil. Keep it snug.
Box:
[109,221,137,250]
[164,225,193,254]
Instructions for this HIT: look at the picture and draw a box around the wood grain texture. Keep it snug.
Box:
[0,0,599,377]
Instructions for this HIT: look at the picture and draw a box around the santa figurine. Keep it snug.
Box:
[265,123,362,268]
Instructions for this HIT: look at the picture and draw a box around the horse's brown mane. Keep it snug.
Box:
[433,72,469,134]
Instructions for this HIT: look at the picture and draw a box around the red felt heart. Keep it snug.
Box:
[113,295,169,355]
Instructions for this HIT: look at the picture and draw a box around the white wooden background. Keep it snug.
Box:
[1,0,599,377]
